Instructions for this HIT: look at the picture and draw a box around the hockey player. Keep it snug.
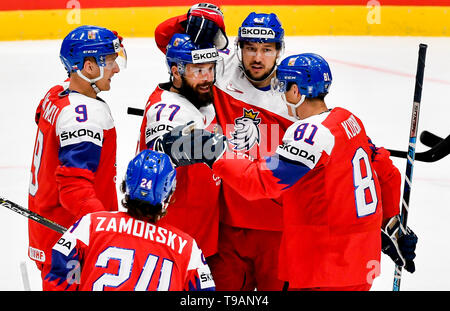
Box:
[137,33,223,259]
[43,150,215,291]
[204,53,418,290]
[28,25,126,284]
[153,6,295,290]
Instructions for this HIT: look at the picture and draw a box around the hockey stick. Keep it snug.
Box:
[0,197,67,234]
[419,131,450,161]
[392,43,427,291]
[420,130,444,147]
[387,133,450,163]
[128,107,144,116]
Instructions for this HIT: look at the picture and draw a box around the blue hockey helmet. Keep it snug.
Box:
[238,12,284,45]
[273,53,332,98]
[124,150,176,206]
[166,33,222,76]
[60,25,126,74]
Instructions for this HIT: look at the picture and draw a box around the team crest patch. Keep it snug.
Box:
[87,30,97,40]
[229,108,261,151]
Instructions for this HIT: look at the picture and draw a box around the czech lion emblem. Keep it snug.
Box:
[229,108,261,151]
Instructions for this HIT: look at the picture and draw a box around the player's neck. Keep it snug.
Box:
[68,74,98,99]
[297,99,328,120]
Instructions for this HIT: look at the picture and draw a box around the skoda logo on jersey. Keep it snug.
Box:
[191,48,220,64]
[240,27,276,39]
[229,108,261,151]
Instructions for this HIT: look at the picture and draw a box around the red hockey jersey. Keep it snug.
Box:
[43,211,215,291]
[28,84,118,267]
[153,15,296,231]
[137,83,221,257]
[213,56,296,231]
[213,108,401,288]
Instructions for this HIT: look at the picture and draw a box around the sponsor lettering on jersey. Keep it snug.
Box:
[53,234,77,256]
[229,108,261,151]
[341,114,362,140]
[145,124,173,140]
[278,142,316,164]
[59,126,103,147]
[95,216,188,254]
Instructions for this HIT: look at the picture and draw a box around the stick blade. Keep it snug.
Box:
[420,130,443,148]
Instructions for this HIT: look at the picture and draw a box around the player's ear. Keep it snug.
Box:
[171,64,182,88]
[171,64,180,79]
[82,57,98,76]
[292,83,301,100]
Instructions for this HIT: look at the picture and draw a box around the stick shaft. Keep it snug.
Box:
[0,197,67,234]
[393,43,427,291]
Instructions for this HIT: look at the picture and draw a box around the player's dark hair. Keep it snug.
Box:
[120,180,167,223]
[287,82,327,101]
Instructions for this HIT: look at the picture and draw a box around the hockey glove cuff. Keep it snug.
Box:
[158,121,228,168]
[381,215,418,273]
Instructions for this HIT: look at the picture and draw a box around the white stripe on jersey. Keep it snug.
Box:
[277,112,335,169]
[55,93,114,147]
[144,90,216,145]
[187,239,215,290]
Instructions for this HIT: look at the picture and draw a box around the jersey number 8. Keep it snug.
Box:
[352,147,378,217]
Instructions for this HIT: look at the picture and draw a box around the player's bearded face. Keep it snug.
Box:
[180,63,215,109]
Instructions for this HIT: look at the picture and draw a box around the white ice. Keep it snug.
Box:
[0,36,449,291]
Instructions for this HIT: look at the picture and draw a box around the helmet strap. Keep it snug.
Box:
[76,66,104,94]
[284,94,306,120]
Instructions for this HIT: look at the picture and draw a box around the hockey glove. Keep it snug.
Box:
[157,121,227,168]
[381,215,418,273]
[186,3,229,50]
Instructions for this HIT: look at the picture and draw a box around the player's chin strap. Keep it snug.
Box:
[284,94,306,120]
[76,66,104,94]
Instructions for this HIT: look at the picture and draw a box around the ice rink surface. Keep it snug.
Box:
[0,36,449,291]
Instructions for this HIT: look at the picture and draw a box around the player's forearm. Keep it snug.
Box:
[155,15,188,54]
[371,147,402,219]
[212,156,284,200]
[56,166,105,218]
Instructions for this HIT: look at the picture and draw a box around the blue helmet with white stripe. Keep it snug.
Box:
[124,150,176,206]
[274,53,332,98]
[238,12,284,45]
